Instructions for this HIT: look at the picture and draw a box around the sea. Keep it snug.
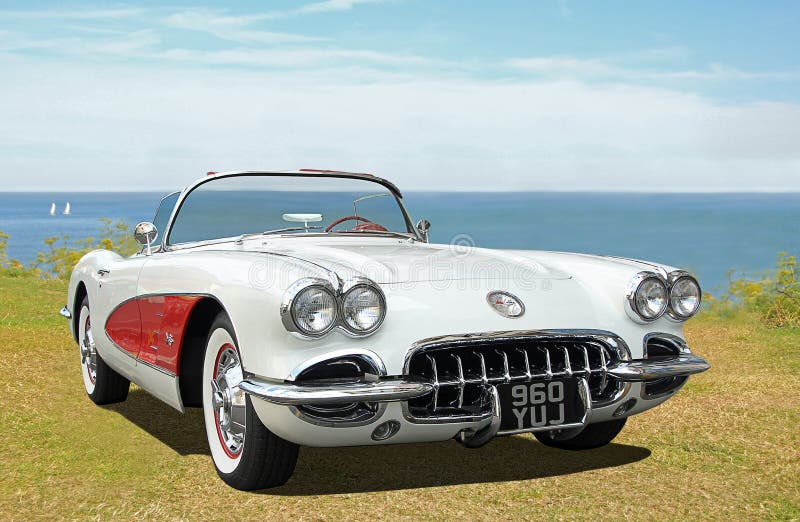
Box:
[1,191,798,294]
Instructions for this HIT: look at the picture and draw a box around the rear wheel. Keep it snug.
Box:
[534,418,627,450]
[202,312,299,490]
[77,296,130,405]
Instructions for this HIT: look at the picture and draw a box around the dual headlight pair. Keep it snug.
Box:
[280,277,386,338]
[626,270,701,323]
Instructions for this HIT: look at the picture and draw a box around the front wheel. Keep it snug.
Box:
[77,296,130,405]
[202,312,299,490]
[534,418,627,450]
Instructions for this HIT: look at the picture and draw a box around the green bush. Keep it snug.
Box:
[0,219,139,280]
[708,252,800,327]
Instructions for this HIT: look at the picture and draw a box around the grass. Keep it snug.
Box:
[0,273,798,521]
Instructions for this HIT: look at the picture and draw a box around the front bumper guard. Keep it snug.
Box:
[607,355,710,381]
[238,378,433,406]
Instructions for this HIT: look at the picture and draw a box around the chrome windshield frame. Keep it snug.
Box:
[161,171,421,251]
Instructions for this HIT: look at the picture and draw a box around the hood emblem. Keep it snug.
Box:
[486,291,525,318]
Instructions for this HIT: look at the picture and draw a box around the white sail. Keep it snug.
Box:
[63,202,71,215]
[49,203,56,215]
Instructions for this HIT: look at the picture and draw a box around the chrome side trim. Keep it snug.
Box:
[239,377,433,406]
[59,306,72,319]
[607,355,710,381]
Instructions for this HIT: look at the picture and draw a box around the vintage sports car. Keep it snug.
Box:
[61,170,710,490]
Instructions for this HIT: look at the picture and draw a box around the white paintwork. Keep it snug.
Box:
[65,170,696,448]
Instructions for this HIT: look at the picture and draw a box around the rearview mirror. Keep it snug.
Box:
[416,219,430,242]
[134,222,158,256]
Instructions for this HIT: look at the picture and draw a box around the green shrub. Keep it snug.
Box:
[0,219,139,280]
[708,252,800,327]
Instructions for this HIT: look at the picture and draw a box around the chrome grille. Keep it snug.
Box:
[404,332,627,422]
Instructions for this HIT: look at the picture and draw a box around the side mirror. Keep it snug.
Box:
[134,222,158,256]
[416,219,431,243]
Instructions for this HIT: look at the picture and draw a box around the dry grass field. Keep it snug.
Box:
[1,273,798,520]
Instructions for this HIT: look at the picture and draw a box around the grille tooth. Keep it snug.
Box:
[517,348,533,380]
[561,345,573,377]
[452,353,465,408]
[405,335,625,421]
[427,354,439,411]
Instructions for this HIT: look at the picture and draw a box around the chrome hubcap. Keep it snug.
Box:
[81,317,97,383]
[212,346,246,456]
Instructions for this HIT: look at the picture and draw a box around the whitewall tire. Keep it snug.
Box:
[202,312,299,490]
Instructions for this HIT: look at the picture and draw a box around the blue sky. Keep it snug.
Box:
[1,1,798,191]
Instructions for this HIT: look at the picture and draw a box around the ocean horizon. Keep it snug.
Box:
[2,190,798,294]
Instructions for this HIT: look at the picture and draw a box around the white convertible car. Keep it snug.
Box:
[61,170,709,490]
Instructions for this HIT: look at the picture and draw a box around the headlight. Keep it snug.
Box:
[668,273,701,320]
[282,280,338,337]
[625,272,668,323]
[281,277,386,338]
[342,283,386,335]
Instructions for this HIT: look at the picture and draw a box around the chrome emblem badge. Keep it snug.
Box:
[165,332,174,346]
[486,291,525,318]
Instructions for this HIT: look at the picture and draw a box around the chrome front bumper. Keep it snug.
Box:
[239,354,709,407]
[238,378,433,405]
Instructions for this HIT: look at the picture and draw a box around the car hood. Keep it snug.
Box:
[246,240,574,284]
[230,240,569,284]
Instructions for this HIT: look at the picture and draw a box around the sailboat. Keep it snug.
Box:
[63,202,71,215]
[49,203,56,216]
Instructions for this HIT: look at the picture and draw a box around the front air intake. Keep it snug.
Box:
[642,335,689,399]
[293,354,383,426]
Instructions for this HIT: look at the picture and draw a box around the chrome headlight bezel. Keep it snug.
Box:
[340,279,387,337]
[280,277,386,339]
[280,278,339,338]
[666,271,702,321]
[625,271,669,323]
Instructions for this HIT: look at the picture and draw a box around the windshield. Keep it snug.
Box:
[167,174,413,245]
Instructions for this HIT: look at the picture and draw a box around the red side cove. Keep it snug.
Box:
[105,295,203,375]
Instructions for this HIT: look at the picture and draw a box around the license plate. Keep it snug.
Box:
[498,378,585,432]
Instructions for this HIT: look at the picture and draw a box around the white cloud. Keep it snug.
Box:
[163,10,327,44]
[154,47,434,67]
[0,8,142,20]
[506,55,800,82]
[296,0,389,14]
[0,30,160,55]
[1,59,798,192]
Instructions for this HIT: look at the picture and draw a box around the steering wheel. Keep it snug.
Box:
[325,215,389,232]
